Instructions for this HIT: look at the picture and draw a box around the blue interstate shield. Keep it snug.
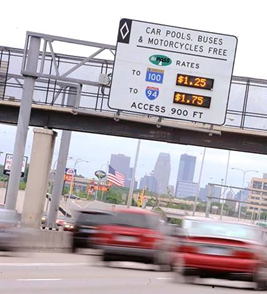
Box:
[145,86,159,100]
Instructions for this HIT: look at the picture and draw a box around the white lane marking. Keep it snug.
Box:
[157,277,172,280]
[17,278,62,282]
[0,263,87,267]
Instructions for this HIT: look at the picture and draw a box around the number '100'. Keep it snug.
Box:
[145,70,164,84]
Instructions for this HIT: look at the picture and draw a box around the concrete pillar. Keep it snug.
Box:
[21,128,57,228]
[5,36,41,210]
[47,86,77,229]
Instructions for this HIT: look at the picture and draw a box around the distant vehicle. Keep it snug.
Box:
[63,218,76,232]
[56,215,75,228]
[173,216,267,290]
[0,209,21,252]
[69,194,80,200]
[41,212,47,228]
[71,210,114,252]
[95,208,175,271]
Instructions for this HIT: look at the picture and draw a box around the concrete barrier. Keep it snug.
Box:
[18,229,72,250]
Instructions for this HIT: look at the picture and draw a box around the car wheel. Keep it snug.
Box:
[102,253,111,267]
[254,266,267,291]
[71,245,77,253]
[157,262,171,272]
[154,250,171,272]
[255,280,267,291]
[172,259,196,284]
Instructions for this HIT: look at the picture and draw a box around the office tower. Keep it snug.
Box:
[139,172,157,193]
[175,154,196,197]
[110,153,130,183]
[153,153,171,195]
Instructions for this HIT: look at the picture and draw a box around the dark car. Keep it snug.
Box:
[173,216,267,290]
[0,209,21,251]
[94,208,174,271]
[71,209,114,252]
[69,194,80,200]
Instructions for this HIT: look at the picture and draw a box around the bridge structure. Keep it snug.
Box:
[1,32,267,229]
[1,34,267,152]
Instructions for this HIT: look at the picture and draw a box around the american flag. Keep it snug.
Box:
[107,165,125,187]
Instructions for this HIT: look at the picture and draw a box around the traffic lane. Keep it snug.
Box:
[0,252,258,294]
[0,271,257,294]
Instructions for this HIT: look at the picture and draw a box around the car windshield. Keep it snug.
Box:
[183,219,262,242]
[114,212,160,229]
[77,212,113,225]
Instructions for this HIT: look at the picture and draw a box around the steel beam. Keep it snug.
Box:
[1,103,267,155]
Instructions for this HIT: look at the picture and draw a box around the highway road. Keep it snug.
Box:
[0,251,259,293]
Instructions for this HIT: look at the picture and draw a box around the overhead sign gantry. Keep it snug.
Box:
[109,18,237,125]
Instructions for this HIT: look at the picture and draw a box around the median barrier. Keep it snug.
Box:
[18,228,72,250]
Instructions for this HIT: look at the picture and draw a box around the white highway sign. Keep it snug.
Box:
[4,154,28,177]
[109,18,237,125]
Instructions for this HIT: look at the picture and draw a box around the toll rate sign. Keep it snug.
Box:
[109,18,237,125]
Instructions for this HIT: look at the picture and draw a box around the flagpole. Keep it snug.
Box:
[101,161,109,202]
[127,139,141,208]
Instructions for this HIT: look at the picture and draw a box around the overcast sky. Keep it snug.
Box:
[0,0,267,189]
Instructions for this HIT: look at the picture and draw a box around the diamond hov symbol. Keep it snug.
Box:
[120,22,129,40]
[117,19,132,44]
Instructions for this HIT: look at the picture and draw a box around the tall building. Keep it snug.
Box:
[125,167,138,189]
[153,153,171,195]
[247,175,267,214]
[175,154,196,197]
[139,172,157,193]
[176,181,198,198]
[110,153,130,185]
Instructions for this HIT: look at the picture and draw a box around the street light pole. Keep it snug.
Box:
[127,139,141,208]
[231,168,259,220]
[220,151,231,219]
[193,147,206,216]
[98,161,109,202]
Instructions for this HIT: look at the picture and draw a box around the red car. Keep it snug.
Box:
[173,217,267,290]
[94,208,174,271]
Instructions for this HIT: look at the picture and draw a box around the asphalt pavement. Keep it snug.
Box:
[0,251,259,294]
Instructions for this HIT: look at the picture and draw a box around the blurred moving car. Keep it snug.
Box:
[56,216,68,227]
[56,215,76,230]
[173,216,267,290]
[0,209,21,251]
[63,218,76,232]
[71,210,114,252]
[95,208,174,271]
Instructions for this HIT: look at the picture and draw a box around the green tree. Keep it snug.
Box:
[105,189,122,204]
[169,218,182,226]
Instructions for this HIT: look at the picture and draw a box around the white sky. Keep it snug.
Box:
[0,0,267,189]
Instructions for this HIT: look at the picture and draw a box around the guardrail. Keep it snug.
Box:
[1,41,267,133]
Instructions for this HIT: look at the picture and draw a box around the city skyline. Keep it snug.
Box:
[0,123,266,192]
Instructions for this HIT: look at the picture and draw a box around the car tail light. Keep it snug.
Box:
[233,250,256,259]
[179,245,197,254]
